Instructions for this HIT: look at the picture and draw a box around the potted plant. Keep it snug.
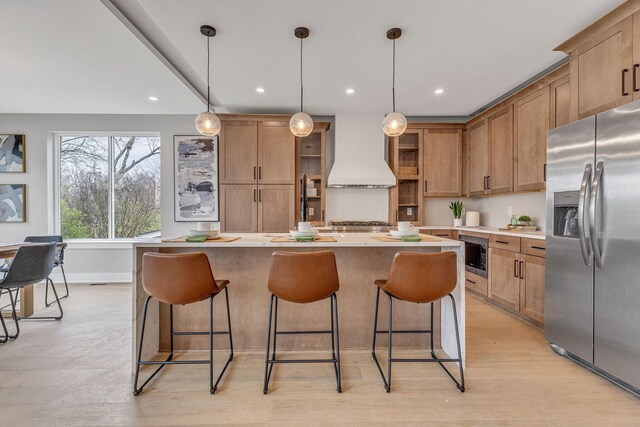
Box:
[517,215,532,226]
[449,200,463,227]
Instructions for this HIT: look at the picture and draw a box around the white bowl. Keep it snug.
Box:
[389,229,419,238]
[188,229,220,239]
[290,230,319,238]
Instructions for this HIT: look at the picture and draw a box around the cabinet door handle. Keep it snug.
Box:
[466,279,477,284]
[634,64,640,92]
[322,209,325,222]
[496,240,509,244]
[258,166,262,180]
[543,163,547,182]
[514,260,519,278]
[483,176,487,190]
[254,166,257,180]
[424,180,428,192]
[487,175,491,190]
[519,261,524,279]
[395,210,398,222]
[622,68,630,96]
[259,189,262,202]
[253,189,257,202]
[531,246,545,251]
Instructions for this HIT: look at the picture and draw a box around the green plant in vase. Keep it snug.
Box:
[517,215,532,226]
[449,200,464,227]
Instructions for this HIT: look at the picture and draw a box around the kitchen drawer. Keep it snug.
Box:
[430,229,453,239]
[489,234,521,252]
[465,271,488,296]
[521,238,546,258]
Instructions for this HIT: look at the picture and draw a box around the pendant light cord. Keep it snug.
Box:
[206,35,211,112]
[392,38,396,113]
[300,37,304,112]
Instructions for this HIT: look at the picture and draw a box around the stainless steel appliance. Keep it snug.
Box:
[546,101,640,395]
[329,221,392,233]
[459,235,488,278]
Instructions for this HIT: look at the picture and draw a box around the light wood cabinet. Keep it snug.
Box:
[220,121,258,184]
[514,88,549,192]
[388,129,423,225]
[634,11,640,101]
[487,106,514,195]
[258,123,296,185]
[550,75,571,129]
[467,120,489,197]
[423,128,463,197]
[568,16,633,120]
[296,124,329,226]
[258,185,295,232]
[465,271,488,297]
[489,247,520,312]
[220,184,258,232]
[519,254,545,325]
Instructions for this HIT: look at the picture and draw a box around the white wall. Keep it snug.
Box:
[424,192,546,229]
[0,113,204,283]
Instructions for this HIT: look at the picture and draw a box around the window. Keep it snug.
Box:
[58,135,161,239]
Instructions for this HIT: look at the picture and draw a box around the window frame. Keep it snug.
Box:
[53,132,161,240]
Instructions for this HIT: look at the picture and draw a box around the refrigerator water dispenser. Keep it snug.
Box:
[553,191,580,238]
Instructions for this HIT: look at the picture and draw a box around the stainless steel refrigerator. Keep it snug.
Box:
[546,100,640,395]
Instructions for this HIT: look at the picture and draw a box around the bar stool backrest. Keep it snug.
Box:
[384,251,457,304]
[0,243,56,288]
[268,251,340,304]
[142,252,218,305]
[25,235,64,264]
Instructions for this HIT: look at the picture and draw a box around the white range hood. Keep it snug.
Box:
[327,114,396,188]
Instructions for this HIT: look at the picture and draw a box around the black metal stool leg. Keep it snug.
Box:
[60,265,70,298]
[386,293,393,393]
[371,287,381,359]
[6,288,20,339]
[263,294,275,394]
[225,287,234,359]
[133,295,153,396]
[430,302,436,359]
[209,295,214,394]
[450,294,465,392]
[45,266,69,307]
[22,279,63,320]
[0,290,8,343]
[332,293,342,393]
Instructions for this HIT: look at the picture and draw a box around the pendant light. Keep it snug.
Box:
[195,25,221,137]
[382,28,407,137]
[290,27,313,137]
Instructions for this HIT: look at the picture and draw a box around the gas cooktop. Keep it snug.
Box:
[329,221,392,232]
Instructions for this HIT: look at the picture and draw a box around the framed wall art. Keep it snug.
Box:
[0,134,25,172]
[0,184,25,222]
[174,135,219,222]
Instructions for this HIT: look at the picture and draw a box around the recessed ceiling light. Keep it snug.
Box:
[345,88,355,94]
[434,88,445,95]
[148,96,158,101]
[256,87,265,93]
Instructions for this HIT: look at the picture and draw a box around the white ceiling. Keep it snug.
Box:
[0,0,624,116]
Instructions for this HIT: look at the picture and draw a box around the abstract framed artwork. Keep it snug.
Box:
[174,135,219,222]
[0,184,25,222]
[0,134,25,172]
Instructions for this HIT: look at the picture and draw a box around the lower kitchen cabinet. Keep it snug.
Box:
[465,271,488,296]
[221,184,294,233]
[489,247,521,312]
[519,254,545,325]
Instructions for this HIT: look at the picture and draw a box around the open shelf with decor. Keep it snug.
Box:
[295,122,330,225]
[388,129,423,225]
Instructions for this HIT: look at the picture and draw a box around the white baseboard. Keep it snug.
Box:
[49,271,132,284]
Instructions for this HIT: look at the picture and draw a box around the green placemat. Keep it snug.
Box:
[401,235,422,242]
[185,235,208,242]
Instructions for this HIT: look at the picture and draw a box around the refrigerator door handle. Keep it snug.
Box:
[578,163,593,266]
[589,161,604,268]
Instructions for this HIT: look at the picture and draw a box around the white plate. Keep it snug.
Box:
[389,229,418,238]
[188,230,220,238]
[289,230,319,238]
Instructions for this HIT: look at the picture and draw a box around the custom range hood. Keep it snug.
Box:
[327,114,396,188]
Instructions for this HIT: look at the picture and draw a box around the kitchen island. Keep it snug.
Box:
[132,233,465,368]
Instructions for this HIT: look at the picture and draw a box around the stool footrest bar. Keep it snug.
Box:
[267,359,338,364]
[375,329,432,334]
[172,331,230,336]
[275,330,332,335]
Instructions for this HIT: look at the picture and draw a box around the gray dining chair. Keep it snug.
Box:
[0,243,63,341]
[24,235,69,306]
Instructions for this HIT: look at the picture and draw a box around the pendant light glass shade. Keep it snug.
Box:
[382,112,407,137]
[195,111,221,136]
[290,112,313,137]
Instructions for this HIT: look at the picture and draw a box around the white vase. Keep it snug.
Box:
[453,218,463,227]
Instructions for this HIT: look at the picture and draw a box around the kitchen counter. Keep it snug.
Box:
[417,226,545,240]
[131,233,465,370]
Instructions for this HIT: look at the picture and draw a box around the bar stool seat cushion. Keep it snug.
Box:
[374,251,457,304]
[142,252,226,305]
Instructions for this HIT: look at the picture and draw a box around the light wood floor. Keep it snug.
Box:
[0,283,638,426]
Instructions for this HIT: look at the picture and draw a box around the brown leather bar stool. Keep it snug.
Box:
[133,252,233,396]
[263,251,342,394]
[371,251,464,393]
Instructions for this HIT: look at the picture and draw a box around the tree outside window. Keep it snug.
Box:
[60,135,161,239]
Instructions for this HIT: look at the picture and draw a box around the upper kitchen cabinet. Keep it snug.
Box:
[549,75,571,129]
[467,120,489,197]
[388,129,423,225]
[423,128,463,197]
[258,122,296,185]
[514,88,549,192]
[487,106,514,195]
[220,121,258,184]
